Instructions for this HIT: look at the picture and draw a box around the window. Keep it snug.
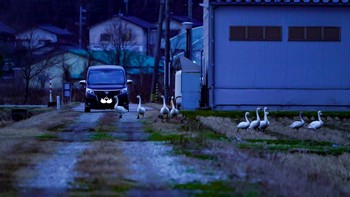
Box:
[324,27,340,41]
[100,33,111,42]
[247,26,263,40]
[307,27,322,41]
[265,26,282,41]
[229,26,281,41]
[289,27,304,41]
[289,26,340,41]
[230,26,245,40]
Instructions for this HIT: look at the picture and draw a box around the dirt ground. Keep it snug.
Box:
[0,103,349,196]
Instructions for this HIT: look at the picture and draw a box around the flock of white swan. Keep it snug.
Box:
[113,94,179,119]
[114,95,324,131]
[237,107,324,131]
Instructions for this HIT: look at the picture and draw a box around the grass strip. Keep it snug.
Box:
[238,139,350,155]
[181,110,350,120]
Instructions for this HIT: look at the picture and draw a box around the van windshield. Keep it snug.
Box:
[88,69,125,85]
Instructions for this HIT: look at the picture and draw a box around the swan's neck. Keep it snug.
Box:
[256,109,260,121]
[171,99,175,109]
[264,111,268,121]
[115,97,119,107]
[299,113,304,122]
[162,97,166,107]
[245,113,250,123]
[318,113,323,122]
[138,97,141,106]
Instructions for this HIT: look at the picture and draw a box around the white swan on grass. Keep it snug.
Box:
[159,95,170,119]
[136,95,146,119]
[170,96,179,118]
[308,111,323,131]
[237,112,250,131]
[249,107,261,130]
[290,111,305,130]
[114,95,128,118]
[259,107,270,131]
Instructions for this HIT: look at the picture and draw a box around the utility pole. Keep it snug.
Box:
[124,0,129,15]
[188,0,193,21]
[150,0,165,102]
[185,0,193,60]
[78,4,86,48]
[164,0,170,103]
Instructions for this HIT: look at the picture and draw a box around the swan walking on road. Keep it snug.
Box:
[114,95,128,118]
[249,107,261,130]
[237,112,250,131]
[136,95,146,119]
[259,107,270,131]
[159,95,170,119]
[290,111,305,130]
[170,96,179,118]
[308,111,323,131]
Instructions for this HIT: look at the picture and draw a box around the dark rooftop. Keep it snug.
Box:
[0,21,16,34]
[38,25,73,35]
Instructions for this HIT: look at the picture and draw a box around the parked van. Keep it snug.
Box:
[79,65,132,112]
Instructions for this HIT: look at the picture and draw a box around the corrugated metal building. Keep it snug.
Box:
[203,0,350,111]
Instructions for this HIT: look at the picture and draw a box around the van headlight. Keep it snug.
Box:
[120,87,128,94]
[86,88,95,95]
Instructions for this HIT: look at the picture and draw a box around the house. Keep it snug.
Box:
[162,15,203,38]
[89,15,157,55]
[29,48,156,89]
[15,24,73,49]
[202,0,350,111]
[0,21,16,78]
[170,15,203,30]
[0,21,16,43]
[167,26,203,65]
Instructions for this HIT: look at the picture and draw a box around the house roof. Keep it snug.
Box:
[91,15,156,30]
[0,21,16,34]
[209,0,350,5]
[68,49,158,75]
[171,15,203,27]
[120,16,157,29]
[37,25,73,36]
[166,26,203,51]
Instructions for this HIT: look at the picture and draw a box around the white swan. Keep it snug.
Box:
[249,107,261,130]
[290,111,305,130]
[237,112,250,131]
[159,95,170,119]
[259,107,270,131]
[114,95,128,118]
[170,96,179,118]
[136,95,146,119]
[308,111,323,131]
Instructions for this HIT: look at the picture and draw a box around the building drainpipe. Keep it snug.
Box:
[209,4,215,110]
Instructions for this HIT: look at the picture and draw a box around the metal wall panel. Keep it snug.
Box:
[211,5,350,110]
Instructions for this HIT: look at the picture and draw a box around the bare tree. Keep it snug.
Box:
[13,30,57,104]
[100,17,137,66]
[52,52,79,83]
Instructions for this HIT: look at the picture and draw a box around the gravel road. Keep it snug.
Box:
[12,103,226,196]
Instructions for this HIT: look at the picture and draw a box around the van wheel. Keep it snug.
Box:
[84,107,90,112]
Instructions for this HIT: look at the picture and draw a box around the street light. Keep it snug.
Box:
[182,22,193,60]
